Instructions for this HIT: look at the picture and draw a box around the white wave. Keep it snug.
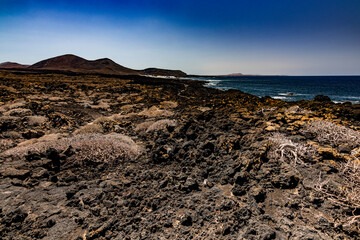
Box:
[204,79,222,88]
[272,96,289,100]
[344,96,360,100]
[334,100,360,104]
[278,92,295,96]
[217,87,233,91]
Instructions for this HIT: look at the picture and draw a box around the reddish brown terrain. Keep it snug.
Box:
[0,62,29,69]
[29,54,140,76]
[0,67,359,239]
[0,55,188,77]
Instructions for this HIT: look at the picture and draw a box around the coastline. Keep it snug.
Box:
[186,74,360,104]
[0,69,359,239]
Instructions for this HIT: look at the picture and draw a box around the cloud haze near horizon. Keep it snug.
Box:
[1,0,360,75]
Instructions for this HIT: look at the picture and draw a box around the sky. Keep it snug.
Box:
[1,0,360,75]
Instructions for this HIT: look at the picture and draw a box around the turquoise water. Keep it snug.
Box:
[191,75,360,103]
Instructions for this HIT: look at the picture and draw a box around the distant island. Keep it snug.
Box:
[223,73,244,76]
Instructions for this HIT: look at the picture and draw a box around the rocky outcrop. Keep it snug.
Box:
[0,69,359,239]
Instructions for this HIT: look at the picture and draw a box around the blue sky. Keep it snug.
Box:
[1,0,360,75]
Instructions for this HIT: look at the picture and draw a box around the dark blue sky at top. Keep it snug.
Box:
[1,0,360,74]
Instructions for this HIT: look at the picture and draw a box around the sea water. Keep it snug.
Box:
[191,75,360,103]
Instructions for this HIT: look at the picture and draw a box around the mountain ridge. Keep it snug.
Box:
[29,54,140,75]
[0,54,187,77]
[0,62,29,69]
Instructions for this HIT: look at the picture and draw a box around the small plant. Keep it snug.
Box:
[254,107,277,121]
[267,133,318,165]
[315,159,360,228]
[146,119,177,132]
[303,120,360,148]
[73,123,103,135]
[138,106,174,118]
[134,121,155,132]
[4,108,32,117]
[3,133,141,164]
[160,101,178,109]
[285,106,312,114]
[2,131,22,139]
[92,116,113,125]
[26,116,48,126]
[0,139,14,152]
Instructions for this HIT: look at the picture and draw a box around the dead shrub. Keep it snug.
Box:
[315,160,360,227]
[26,116,48,126]
[160,101,178,109]
[2,131,22,139]
[112,113,139,121]
[3,133,141,164]
[90,99,111,110]
[92,116,113,125]
[4,108,32,117]
[285,106,312,114]
[0,139,14,152]
[134,121,155,132]
[254,107,277,120]
[303,120,360,148]
[0,102,26,113]
[138,106,174,118]
[268,133,318,165]
[0,116,19,121]
[0,85,17,94]
[268,131,360,227]
[146,119,177,133]
[17,133,65,147]
[7,101,26,110]
[73,123,103,135]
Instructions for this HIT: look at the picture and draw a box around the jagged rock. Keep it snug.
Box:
[250,186,266,203]
[272,164,301,189]
[181,178,199,192]
[22,130,45,139]
[179,213,193,226]
[31,167,49,179]
[1,168,30,179]
[338,144,351,153]
[234,171,249,185]
[313,95,332,102]
[232,184,247,196]
[317,147,345,161]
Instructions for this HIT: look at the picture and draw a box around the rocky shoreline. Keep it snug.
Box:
[0,69,359,239]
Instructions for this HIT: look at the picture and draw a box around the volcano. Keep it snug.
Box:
[29,54,140,75]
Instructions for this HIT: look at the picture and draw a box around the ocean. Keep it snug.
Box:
[189,75,360,103]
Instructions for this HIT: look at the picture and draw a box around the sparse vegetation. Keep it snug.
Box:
[135,120,155,132]
[1,131,22,139]
[26,116,48,126]
[0,101,26,112]
[138,106,174,118]
[269,131,360,228]
[73,123,103,135]
[3,108,32,117]
[0,139,14,152]
[303,120,360,148]
[146,119,177,132]
[267,133,318,165]
[315,159,360,228]
[160,101,178,109]
[285,105,313,114]
[3,133,141,164]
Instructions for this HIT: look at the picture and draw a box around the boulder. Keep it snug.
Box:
[313,95,332,102]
